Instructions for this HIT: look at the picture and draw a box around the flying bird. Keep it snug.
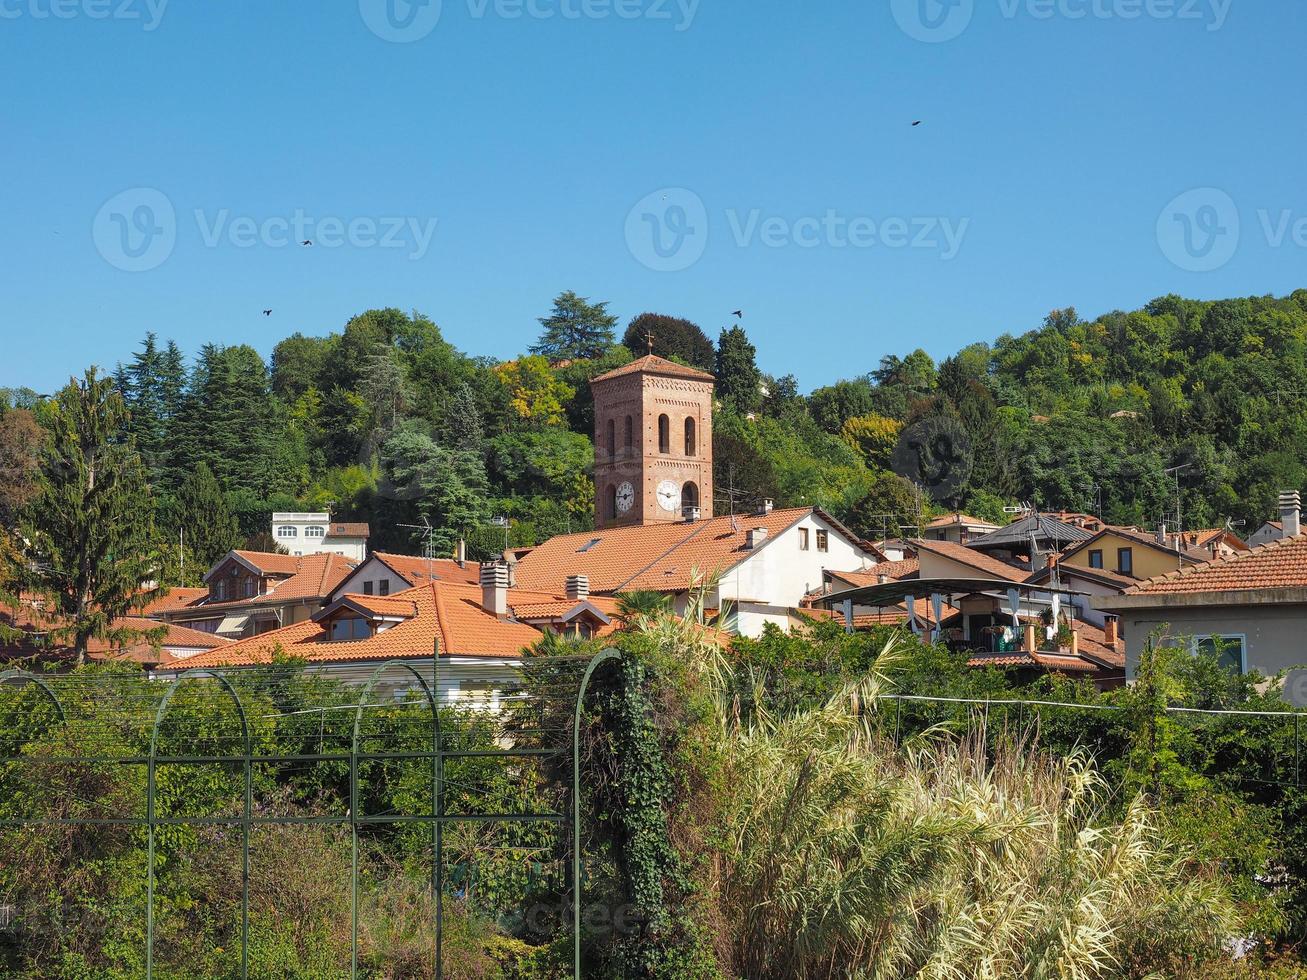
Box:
[732,310,743,318]
[262,309,273,316]
[912,120,922,126]
[301,240,313,246]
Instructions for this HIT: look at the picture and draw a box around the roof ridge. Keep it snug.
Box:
[611,519,711,592]
[429,582,451,655]
[1128,530,1306,591]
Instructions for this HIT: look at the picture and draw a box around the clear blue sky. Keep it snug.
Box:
[4,0,1304,395]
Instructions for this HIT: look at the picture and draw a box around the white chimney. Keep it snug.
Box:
[683,506,701,523]
[565,574,589,601]
[480,562,509,616]
[755,498,774,516]
[746,527,769,549]
[1156,522,1167,545]
[455,539,467,567]
[1280,492,1301,539]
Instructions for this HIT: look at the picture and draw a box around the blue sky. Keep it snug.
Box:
[4,0,1304,394]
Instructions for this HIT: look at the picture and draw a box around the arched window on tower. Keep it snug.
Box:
[682,481,700,517]
[606,418,616,461]
[684,417,696,457]
[624,415,633,453]
[607,484,618,520]
[658,414,670,454]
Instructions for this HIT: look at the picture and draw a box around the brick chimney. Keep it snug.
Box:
[480,562,509,617]
[1280,491,1301,539]
[1104,617,1118,648]
[565,574,589,602]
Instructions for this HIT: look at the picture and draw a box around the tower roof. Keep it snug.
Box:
[590,355,715,385]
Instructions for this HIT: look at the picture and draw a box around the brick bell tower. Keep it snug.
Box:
[590,354,715,529]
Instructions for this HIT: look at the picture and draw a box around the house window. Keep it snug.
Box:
[684,417,696,456]
[798,528,810,551]
[1117,548,1133,576]
[213,580,226,601]
[1194,634,1245,673]
[329,617,373,641]
[1088,549,1104,569]
[305,526,326,538]
[379,580,390,596]
[606,419,615,460]
[276,526,298,538]
[243,579,255,598]
[364,581,374,596]
[658,414,670,454]
[816,529,829,553]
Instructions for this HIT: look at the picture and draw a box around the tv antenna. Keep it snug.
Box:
[398,516,436,582]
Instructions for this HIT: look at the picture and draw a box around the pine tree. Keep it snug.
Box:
[716,325,763,414]
[173,461,241,571]
[530,291,619,362]
[125,332,168,485]
[14,369,163,664]
[446,381,484,451]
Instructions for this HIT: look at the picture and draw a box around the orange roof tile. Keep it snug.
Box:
[590,354,715,385]
[913,539,1029,582]
[371,552,482,586]
[325,522,370,538]
[926,513,997,529]
[829,559,920,587]
[139,587,209,615]
[1125,533,1307,596]
[227,550,301,576]
[167,582,621,671]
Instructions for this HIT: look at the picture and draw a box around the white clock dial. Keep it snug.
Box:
[616,482,636,513]
[656,480,681,512]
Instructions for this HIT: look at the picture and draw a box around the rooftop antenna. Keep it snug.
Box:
[490,515,511,553]
[1163,462,1193,542]
[398,516,435,582]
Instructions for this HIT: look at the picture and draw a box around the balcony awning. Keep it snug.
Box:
[819,578,1086,610]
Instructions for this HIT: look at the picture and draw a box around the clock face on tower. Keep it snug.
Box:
[656,480,681,513]
[616,482,635,513]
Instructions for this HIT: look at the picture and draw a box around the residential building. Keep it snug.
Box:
[967,512,1097,566]
[1095,495,1307,703]
[1,597,230,669]
[271,512,370,561]
[154,550,357,639]
[591,355,716,529]
[1057,526,1210,581]
[1179,527,1249,559]
[512,503,878,637]
[330,551,482,600]
[1249,520,1284,548]
[922,512,1002,545]
[157,572,622,702]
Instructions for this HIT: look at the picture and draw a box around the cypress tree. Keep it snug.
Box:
[716,325,763,414]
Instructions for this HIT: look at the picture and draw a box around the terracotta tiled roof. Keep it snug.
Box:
[139,587,209,615]
[513,507,859,595]
[913,539,1029,582]
[1074,621,1125,668]
[227,551,300,576]
[829,559,920,588]
[318,594,421,621]
[590,354,715,384]
[1027,563,1137,590]
[371,553,482,586]
[167,582,621,671]
[325,522,370,538]
[1,604,228,667]
[966,651,1100,673]
[1126,533,1307,596]
[253,553,357,604]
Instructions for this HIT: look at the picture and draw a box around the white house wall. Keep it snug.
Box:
[716,513,873,637]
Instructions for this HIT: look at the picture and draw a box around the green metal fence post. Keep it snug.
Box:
[148,671,250,979]
[573,649,621,980]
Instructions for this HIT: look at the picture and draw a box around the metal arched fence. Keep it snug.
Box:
[0,649,623,979]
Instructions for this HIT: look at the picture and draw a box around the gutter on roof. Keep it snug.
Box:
[1094,587,1307,611]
